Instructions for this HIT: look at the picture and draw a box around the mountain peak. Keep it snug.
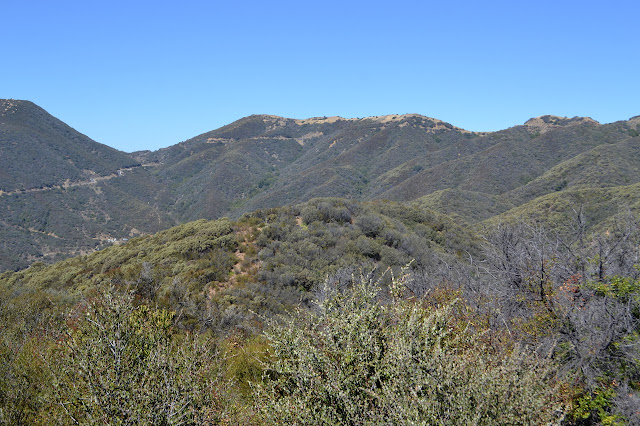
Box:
[0,99,138,193]
[523,115,599,134]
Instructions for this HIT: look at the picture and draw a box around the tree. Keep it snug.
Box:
[478,218,640,424]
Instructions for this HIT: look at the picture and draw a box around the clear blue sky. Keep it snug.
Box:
[3,0,639,152]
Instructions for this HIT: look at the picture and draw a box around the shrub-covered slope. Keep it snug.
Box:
[144,112,640,228]
[138,114,483,220]
[2,197,639,424]
[485,182,640,232]
[0,100,175,270]
[0,198,474,332]
[3,100,640,271]
[0,167,175,271]
[0,99,139,192]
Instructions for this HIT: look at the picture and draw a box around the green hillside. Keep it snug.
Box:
[0,197,473,327]
[143,112,640,231]
[0,167,175,270]
[1,197,639,423]
[381,118,631,200]
[138,114,488,219]
[0,100,139,192]
[486,182,640,231]
[412,189,516,224]
[506,135,640,205]
[3,100,640,277]
[0,100,175,270]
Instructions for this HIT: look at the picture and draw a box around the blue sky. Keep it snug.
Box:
[3,0,639,152]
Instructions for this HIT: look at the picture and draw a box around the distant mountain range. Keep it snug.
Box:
[1,98,639,270]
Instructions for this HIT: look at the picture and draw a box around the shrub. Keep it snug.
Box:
[50,288,231,425]
[254,272,569,424]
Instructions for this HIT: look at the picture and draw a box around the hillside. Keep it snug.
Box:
[486,182,640,231]
[1,197,639,424]
[2,100,640,271]
[0,99,139,192]
[0,100,175,270]
[135,113,483,221]
[139,112,640,225]
[0,197,475,332]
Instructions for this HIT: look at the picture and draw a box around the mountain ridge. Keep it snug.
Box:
[1,99,639,271]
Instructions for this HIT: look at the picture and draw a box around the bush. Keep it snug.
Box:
[354,214,383,238]
[254,272,569,424]
[50,289,231,424]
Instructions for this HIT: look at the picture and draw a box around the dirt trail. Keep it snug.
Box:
[0,165,142,197]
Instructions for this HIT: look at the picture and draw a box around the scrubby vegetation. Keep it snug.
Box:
[0,197,638,424]
[3,101,640,423]
[256,273,568,425]
[4,101,640,272]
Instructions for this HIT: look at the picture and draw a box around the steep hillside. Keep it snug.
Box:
[0,100,175,270]
[412,189,516,224]
[142,113,639,225]
[485,182,640,232]
[0,99,139,192]
[0,167,176,270]
[506,133,640,205]
[380,117,630,200]
[141,116,306,221]
[140,113,488,219]
[410,123,640,225]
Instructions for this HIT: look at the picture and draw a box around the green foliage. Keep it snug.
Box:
[255,272,569,424]
[51,289,228,425]
[590,275,640,301]
[222,335,272,398]
[572,386,623,425]
[248,198,476,292]
[0,335,57,425]
[0,218,239,325]
[2,189,640,423]
[413,189,516,224]
[487,182,640,233]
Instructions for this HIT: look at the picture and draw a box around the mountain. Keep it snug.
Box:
[0,100,175,270]
[138,113,486,221]
[2,99,640,270]
[411,118,640,229]
[0,99,140,192]
[140,111,640,230]
[3,102,640,424]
